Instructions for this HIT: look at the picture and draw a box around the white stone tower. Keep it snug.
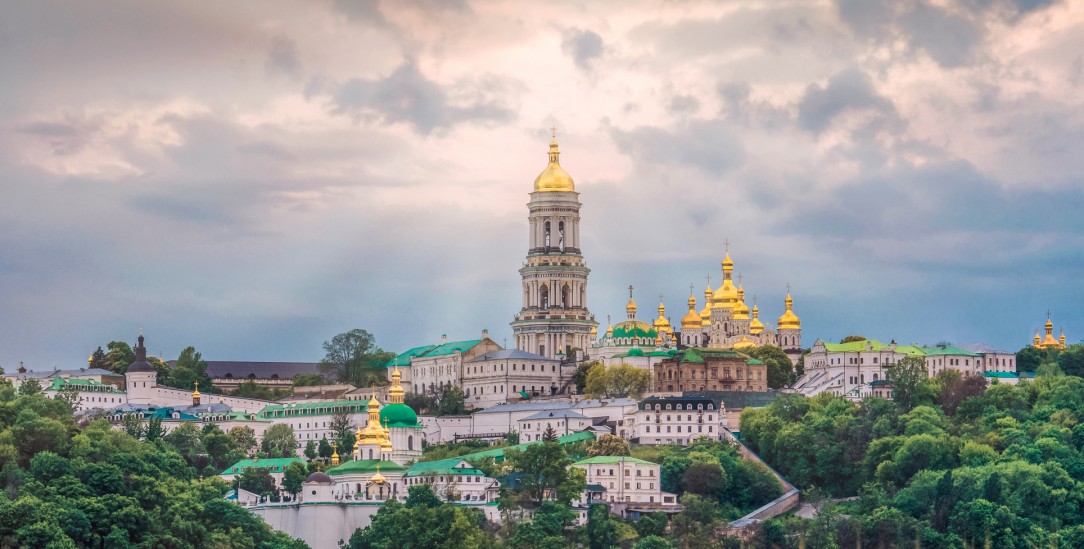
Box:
[125,334,158,405]
[511,134,597,360]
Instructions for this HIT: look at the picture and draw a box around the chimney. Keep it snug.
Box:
[482,329,489,340]
[441,334,448,345]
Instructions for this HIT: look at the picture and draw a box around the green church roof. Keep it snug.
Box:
[327,459,405,476]
[405,459,485,477]
[220,457,304,476]
[573,456,656,466]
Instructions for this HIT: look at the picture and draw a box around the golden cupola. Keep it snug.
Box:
[750,304,765,335]
[682,293,702,330]
[713,252,739,310]
[388,367,405,405]
[1034,330,1041,346]
[626,293,638,319]
[359,396,388,446]
[533,136,576,193]
[1060,329,1067,347]
[700,283,713,326]
[733,282,750,320]
[777,292,801,330]
[370,465,386,485]
[653,301,672,335]
[606,322,613,338]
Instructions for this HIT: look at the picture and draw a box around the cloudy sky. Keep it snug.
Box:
[2,0,1082,370]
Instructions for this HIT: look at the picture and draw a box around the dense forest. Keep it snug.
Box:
[741,355,1084,548]
[0,381,308,548]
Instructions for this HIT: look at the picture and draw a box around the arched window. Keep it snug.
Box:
[544,221,551,247]
[408,435,414,451]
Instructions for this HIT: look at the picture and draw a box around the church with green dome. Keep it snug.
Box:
[381,366,423,465]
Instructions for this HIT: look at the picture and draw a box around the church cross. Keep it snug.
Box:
[725,238,730,254]
[628,285,634,299]
[786,282,792,294]
[551,125,557,139]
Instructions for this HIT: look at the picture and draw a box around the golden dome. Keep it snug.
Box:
[653,302,671,334]
[1060,329,1067,346]
[681,293,701,330]
[750,305,765,335]
[606,323,613,337]
[777,293,800,330]
[331,442,340,466]
[655,332,663,346]
[626,296,638,317]
[732,285,750,320]
[712,254,739,309]
[533,138,575,192]
[192,380,201,399]
[732,336,756,349]
[370,466,386,485]
[590,325,598,336]
[1034,330,1041,346]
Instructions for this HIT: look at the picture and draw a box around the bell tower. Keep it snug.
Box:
[510,133,597,360]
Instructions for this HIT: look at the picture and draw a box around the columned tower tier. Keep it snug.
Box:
[511,137,598,360]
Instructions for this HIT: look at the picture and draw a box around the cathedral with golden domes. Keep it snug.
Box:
[590,246,803,367]
[1033,313,1068,350]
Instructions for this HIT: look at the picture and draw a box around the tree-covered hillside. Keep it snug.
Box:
[0,381,307,548]
[741,368,1084,547]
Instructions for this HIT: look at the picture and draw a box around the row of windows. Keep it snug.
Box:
[650,414,714,422]
[642,403,715,411]
[658,367,760,380]
[592,468,655,477]
[645,425,713,434]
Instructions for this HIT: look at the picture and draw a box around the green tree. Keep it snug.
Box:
[53,385,83,413]
[404,392,437,415]
[166,346,212,392]
[587,503,618,549]
[587,434,630,457]
[329,408,355,441]
[1058,344,1084,378]
[635,535,672,549]
[573,361,602,394]
[292,373,331,387]
[746,345,795,388]
[682,462,727,499]
[89,346,107,370]
[840,335,867,343]
[101,341,135,374]
[17,379,43,396]
[238,466,278,496]
[319,328,394,388]
[405,484,443,508]
[261,424,297,458]
[303,440,317,461]
[635,512,668,538]
[281,461,308,496]
[228,426,257,453]
[887,356,929,411]
[505,440,585,507]
[541,425,558,442]
[585,362,650,399]
[437,386,467,416]
[318,437,333,459]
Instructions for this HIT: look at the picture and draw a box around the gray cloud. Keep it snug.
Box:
[562,29,604,71]
[798,68,894,133]
[266,34,301,78]
[668,94,700,115]
[836,0,983,67]
[332,60,514,134]
[609,120,746,176]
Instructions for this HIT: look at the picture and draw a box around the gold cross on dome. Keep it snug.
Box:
[628,285,634,299]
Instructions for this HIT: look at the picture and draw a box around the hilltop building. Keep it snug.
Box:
[510,135,598,360]
[651,348,768,393]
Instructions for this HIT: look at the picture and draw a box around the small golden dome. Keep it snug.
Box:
[732,285,750,320]
[700,285,713,322]
[606,323,614,337]
[653,302,671,334]
[626,297,638,317]
[681,293,701,330]
[370,466,386,485]
[777,293,801,330]
[750,305,765,335]
[732,336,756,349]
[590,325,598,336]
[533,138,576,192]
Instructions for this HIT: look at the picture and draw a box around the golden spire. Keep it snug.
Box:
[713,242,739,309]
[192,380,201,406]
[331,441,340,467]
[1060,329,1067,348]
[533,130,575,192]
[750,298,765,335]
[389,367,405,404]
[732,275,750,320]
[626,285,638,319]
[359,395,388,446]
[1034,329,1041,346]
[1041,313,1059,348]
[605,314,613,337]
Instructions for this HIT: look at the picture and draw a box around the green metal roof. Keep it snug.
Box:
[327,459,405,476]
[384,339,485,368]
[822,340,927,357]
[611,321,657,340]
[423,431,596,464]
[48,378,124,392]
[920,345,979,357]
[983,372,1021,379]
[257,399,369,419]
[573,456,656,466]
[405,459,484,477]
[386,345,438,367]
[669,348,759,364]
[220,457,304,476]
